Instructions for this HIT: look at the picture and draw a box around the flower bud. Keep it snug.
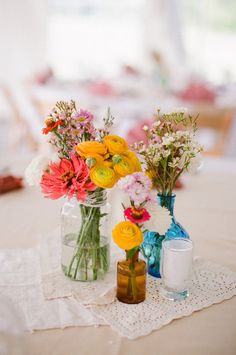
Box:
[86,157,96,168]
[112,154,122,164]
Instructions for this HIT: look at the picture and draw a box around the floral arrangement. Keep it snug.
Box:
[112,172,171,258]
[25,100,141,281]
[112,172,171,302]
[134,109,203,195]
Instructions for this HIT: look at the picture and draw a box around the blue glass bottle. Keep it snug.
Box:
[143,193,189,278]
[158,194,189,240]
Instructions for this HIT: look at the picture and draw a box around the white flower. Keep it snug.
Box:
[25,155,50,186]
[145,204,172,235]
[153,120,161,127]
[178,151,189,169]
[162,136,175,146]
[143,125,149,131]
[162,149,171,158]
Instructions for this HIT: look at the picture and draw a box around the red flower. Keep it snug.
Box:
[41,154,96,201]
[42,118,63,135]
[124,207,150,224]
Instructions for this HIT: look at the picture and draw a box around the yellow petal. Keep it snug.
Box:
[104,135,129,155]
[90,165,117,188]
[112,221,143,250]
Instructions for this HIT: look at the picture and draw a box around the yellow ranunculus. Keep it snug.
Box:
[113,156,135,177]
[86,154,104,168]
[112,221,143,250]
[104,135,129,155]
[123,150,142,172]
[103,159,113,168]
[76,141,107,159]
[90,165,117,188]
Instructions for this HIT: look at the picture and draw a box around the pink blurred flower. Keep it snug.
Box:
[124,207,150,223]
[126,119,152,145]
[41,154,96,201]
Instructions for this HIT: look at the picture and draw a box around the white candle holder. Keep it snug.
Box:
[160,238,193,301]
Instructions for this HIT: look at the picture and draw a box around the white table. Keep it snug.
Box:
[0,157,236,355]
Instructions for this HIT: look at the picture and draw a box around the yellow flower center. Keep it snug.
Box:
[61,170,75,182]
[131,207,144,219]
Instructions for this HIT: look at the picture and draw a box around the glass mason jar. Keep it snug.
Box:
[61,189,110,281]
[143,193,189,278]
[116,251,146,304]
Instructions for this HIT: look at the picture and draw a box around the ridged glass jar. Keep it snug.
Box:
[61,189,110,281]
[116,251,146,304]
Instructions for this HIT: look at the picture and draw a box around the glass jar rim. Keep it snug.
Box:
[162,238,193,252]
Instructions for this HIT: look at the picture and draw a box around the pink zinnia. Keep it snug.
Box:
[72,109,94,125]
[124,207,150,224]
[41,154,96,201]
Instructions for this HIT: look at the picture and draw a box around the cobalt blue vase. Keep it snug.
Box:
[143,193,189,278]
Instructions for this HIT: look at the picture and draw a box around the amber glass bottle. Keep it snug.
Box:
[116,251,146,304]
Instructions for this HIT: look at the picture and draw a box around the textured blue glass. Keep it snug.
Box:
[142,193,189,278]
[158,194,189,241]
[142,232,164,278]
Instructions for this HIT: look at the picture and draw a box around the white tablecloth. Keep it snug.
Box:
[0,157,236,355]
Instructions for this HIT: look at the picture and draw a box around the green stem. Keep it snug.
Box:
[67,206,103,281]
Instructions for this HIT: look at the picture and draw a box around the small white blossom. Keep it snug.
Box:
[162,135,175,146]
[153,120,161,127]
[25,155,50,186]
[162,149,171,158]
[145,205,172,235]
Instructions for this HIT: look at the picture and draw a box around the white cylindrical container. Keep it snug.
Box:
[160,239,193,301]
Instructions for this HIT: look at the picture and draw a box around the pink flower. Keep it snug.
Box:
[41,154,96,201]
[72,109,94,125]
[124,207,150,224]
[117,172,153,206]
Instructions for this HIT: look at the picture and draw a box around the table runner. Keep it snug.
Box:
[1,231,236,339]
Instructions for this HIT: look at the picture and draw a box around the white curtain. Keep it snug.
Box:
[143,0,186,83]
[0,0,48,84]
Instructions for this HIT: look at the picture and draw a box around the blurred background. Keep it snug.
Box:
[0,0,236,163]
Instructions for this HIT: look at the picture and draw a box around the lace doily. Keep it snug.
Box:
[91,259,236,339]
[40,231,123,305]
[0,231,236,338]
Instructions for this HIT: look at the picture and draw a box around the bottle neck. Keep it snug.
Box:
[157,193,175,216]
[125,250,139,263]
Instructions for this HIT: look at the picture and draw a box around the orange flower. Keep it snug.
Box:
[113,156,135,177]
[76,141,107,159]
[112,221,143,250]
[42,118,63,135]
[104,135,129,155]
[123,150,142,172]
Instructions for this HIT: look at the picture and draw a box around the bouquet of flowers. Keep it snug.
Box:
[112,172,171,303]
[134,109,203,195]
[26,101,141,281]
[132,109,203,278]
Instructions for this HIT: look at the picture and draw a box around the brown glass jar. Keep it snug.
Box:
[116,251,146,304]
